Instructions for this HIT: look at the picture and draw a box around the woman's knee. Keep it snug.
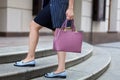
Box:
[30,21,42,31]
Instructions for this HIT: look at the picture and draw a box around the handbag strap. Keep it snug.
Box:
[61,19,76,31]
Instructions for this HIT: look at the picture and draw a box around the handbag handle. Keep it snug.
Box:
[61,19,76,31]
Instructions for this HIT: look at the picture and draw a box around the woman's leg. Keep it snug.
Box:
[52,31,66,73]
[23,21,42,62]
[54,51,66,73]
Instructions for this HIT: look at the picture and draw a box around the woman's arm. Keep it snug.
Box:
[66,0,74,20]
[68,0,74,9]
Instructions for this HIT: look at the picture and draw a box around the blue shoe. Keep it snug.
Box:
[44,71,67,78]
[14,60,36,67]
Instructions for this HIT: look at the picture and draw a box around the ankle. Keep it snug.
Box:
[54,69,65,73]
[26,54,35,59]
[23,57,35,62]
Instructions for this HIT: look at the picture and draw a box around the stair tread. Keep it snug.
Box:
[0,46,92,77]
[0,42,92,64]
[97,42,120,80]
[0,42,89,57]
[32,47,111,80]
[0,42,55,64]
[0,42,53,56]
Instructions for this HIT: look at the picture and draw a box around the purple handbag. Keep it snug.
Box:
[53,20,83,53]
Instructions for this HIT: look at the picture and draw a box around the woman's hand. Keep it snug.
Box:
[66,0,74,20]
[66,8,74,20]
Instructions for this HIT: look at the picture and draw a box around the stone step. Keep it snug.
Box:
[0,42,91,64]
[32,47,111,80]
[0,43,93,80]
[0,42,55,64]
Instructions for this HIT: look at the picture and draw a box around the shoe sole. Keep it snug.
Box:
[14,64,35,67]
[44,76,66,79]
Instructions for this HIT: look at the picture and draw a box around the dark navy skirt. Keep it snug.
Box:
[34,0,71,31]
[34,4,56,31]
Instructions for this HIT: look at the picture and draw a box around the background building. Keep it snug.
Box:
[0,0,120,44]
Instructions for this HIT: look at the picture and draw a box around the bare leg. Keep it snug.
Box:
[23,21,42,62]
[52,31,66,73]
[23,23,66,72]
[54,52,66,73]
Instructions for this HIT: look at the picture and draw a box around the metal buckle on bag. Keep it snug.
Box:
[64,27,78,32]
[64,27,72,31]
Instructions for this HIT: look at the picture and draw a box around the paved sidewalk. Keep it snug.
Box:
[0,27,53,48]
[96,42,120,80]
[0,35,54,48]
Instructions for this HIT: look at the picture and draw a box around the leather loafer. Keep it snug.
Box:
[14,60,36,67]
[44,71,67,78]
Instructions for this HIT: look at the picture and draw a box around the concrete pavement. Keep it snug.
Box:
[0,35,54,48]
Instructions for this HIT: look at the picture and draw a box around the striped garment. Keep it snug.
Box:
[42,0,69,28]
